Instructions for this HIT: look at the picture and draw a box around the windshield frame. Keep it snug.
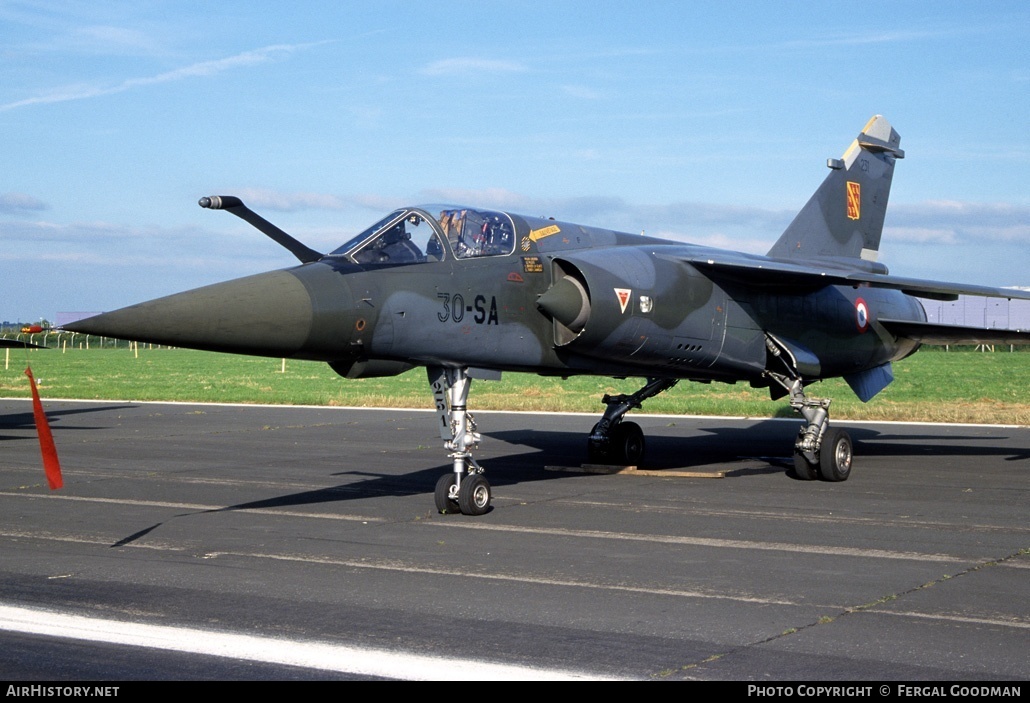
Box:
[326,209,409,259]
[325,205,518,264]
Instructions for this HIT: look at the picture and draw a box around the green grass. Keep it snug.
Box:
[2,345,1028,424]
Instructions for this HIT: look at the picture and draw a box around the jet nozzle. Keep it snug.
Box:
[199,195,243,210]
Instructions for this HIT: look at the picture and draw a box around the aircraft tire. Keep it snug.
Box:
[459,474,491,516]
[818,428,853,482]
[611,421,645,466]
[586,423,608,463]
[435,473,460,514]
[792,451,819,480]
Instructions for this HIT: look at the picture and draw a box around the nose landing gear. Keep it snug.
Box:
[429,366,492,515]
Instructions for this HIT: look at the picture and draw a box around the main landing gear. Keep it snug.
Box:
[428,366,492,515]
[769,374,852,482]
[586,377,678,465]
[423,359,851,515]
[764,335,852,481]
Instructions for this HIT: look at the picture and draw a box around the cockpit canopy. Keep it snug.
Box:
[328,206,516,265]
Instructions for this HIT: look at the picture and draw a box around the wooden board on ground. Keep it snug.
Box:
[545,464,726,478]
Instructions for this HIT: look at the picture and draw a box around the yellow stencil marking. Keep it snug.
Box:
[529,224,561,242]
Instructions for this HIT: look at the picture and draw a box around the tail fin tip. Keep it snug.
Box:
[767,115,903,263]
[854,115,904,159]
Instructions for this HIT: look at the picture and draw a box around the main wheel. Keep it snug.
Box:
[818,427,853,482]
[434,473,460,514]
[792,451,819,480]
[610,421,645,465]
[458,474,492,516]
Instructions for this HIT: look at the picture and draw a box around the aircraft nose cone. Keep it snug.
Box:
[537,275,591,334]
[64,265,357,361]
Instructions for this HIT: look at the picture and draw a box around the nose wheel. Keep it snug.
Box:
[434,473,460,514]
[428,366,494,516]
[434,472,492,516]
[458,474,492,516]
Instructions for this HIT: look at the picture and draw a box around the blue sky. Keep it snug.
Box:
[2,0,1027,322]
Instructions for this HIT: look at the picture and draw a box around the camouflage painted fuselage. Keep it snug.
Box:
[72,210,924,398]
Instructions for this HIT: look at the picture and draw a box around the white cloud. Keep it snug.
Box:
[345,193,407,212]
[0,219,204,246]
[232,188,346,212]
[889,201,1030,243]
[0,42,327,112]
[418,187,531,210]
[962,224,1030,243]
[561,84,604,100]
[650,230,772,255]
[419,58,527,77]
[885,227,958,244]
[778,29,952,50]
[70,25,158,54]
[0,193,47,213]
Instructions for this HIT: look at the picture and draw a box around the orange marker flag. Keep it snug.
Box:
[24,366,63,490]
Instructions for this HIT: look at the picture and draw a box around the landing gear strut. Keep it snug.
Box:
[428,366,492,515]
[767,367,852,482]
[587,377,678,465]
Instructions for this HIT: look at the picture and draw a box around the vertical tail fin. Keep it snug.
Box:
[767,115,904,264]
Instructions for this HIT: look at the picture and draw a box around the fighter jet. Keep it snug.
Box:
[65,116,1030,515]
[2,325,46,347]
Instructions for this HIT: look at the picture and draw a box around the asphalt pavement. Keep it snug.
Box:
[1,399,1027,680]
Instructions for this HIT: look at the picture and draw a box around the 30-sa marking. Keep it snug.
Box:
[438,293,499,325]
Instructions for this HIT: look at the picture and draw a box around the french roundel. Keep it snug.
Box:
[854,297,870,333]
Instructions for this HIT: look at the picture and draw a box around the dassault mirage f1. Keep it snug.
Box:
[66,116,1030,515]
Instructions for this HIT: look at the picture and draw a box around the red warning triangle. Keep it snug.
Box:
[614,288,631,314]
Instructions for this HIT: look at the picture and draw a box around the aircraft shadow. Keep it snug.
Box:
[0,404,138,439]
[488,423,1029,466]
[199,421,1030,513]
[108,419,1027,548]
[110,465,455,547]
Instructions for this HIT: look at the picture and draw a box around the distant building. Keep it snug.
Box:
[917,289,1030,331]
[55,312,103,328]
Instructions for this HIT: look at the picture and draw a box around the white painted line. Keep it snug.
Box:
[2,492,1005,561]
[868,609,1030,630]
[209,549,802,606]
[424,521,970,563]
[0,397,1025,428]
[0,491,385,523]
[0,604,618,681]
